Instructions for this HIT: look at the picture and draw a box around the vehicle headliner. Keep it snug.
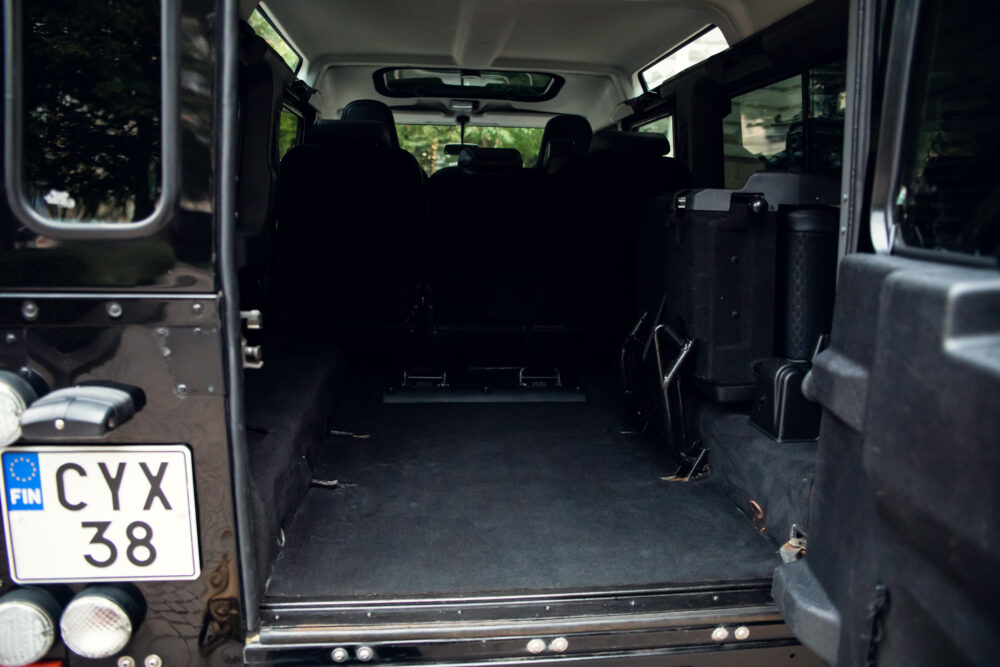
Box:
[241,0,814,127]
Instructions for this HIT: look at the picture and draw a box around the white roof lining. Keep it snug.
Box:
[258,0,815,125]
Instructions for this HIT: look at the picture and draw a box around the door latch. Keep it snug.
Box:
[240,310,263,370]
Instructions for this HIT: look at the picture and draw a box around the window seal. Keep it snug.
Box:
[868,0,923,255]
[3,0,180,240]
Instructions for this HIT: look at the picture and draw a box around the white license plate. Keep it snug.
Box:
[1,445,200,583]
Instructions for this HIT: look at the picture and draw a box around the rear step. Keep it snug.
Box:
[248,581,808,664]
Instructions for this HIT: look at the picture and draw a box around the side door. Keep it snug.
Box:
[773,0,1000,664]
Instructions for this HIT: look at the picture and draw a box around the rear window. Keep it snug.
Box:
[377,69,564,102]
[16,0,164,226]
[396,125,544,175]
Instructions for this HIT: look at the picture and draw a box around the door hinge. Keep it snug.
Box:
[240,310,263,369]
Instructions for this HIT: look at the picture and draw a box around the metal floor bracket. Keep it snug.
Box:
[652,324,696,458]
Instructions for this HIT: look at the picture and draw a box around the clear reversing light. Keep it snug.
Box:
[0,371,38,447]
[0,588,61,666]
[60,585,145,659]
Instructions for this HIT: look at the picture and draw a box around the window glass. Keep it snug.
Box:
[22,0,162,223]
[378,69,562,102]
[636,116,675,157]
[641,27,728,90]
[248,8,302,72]
[722,62,846,189]
[277,108,302,161]
[723,75,803,188]
[806,63,848,179]
[396,125,544,175]
[896,0,1000,258]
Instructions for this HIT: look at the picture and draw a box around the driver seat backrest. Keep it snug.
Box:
[340,99,400,149]
[536,114,593,174]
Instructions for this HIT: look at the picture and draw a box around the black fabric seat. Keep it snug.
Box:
[269,118,424,334]
[536,114,593,174]
[340,98,401,149]
[428,146,552,326]
[235,22,295,311]
[554,129,694,328]
[426,146,564,366]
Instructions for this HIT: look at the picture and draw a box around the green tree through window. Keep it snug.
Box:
[277,109,301,160]
[248,9,301,72]
[23,0,162,222]
[396,125,544,175]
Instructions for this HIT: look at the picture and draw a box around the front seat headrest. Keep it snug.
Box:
[308,119,392,149]
[458,146,523,173]
[537,114,592,171]
[590,129,670,158]
[341,99,400,149]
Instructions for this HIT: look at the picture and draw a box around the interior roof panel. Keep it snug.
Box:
[262,0,816,79]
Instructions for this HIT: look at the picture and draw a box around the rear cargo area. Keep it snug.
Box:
[249,354,780,602]
[236,92,835,608]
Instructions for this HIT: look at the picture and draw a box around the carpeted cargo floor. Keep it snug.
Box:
[264,378,779,600]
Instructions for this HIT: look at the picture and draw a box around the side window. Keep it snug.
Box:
[640,27,728,91]
[636,116,675,157]
[9,0,172,230]
[248,9,302,73]
[277,108,303,161]
[722,62,846,189]
[895,0,1000,259]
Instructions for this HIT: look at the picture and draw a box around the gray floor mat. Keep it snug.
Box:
[265,387,779,600]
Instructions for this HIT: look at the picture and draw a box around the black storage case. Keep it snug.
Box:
[777,207,840,361]
[748,358,823,440]
[647,172,839,403]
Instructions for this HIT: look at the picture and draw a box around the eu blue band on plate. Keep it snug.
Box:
[3,452,44,511]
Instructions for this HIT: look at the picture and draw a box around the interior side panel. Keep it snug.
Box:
[800,253,1000,666]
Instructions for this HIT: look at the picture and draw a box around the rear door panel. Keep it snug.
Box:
[776,0,1000,661]
[803,254,1000,665]
[0,0,244,663]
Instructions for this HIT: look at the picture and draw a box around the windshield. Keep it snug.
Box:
[396,125,544,175]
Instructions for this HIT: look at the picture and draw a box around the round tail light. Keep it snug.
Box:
[60,584,146,659]
[0,587,61,666]
[0,371,38,447]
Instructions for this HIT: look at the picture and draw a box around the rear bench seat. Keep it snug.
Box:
[269,106,691,372]
[555,129,694,330]
[427,146,557,367]
[269,117,424,335]
[423,121,693,369]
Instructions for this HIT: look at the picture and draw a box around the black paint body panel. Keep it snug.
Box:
[0,1,244,665]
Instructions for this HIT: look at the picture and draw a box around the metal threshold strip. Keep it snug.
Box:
[258,580,775,636]
[259,604,782,644]
[246,581,811,664]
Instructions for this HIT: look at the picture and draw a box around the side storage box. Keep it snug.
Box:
[658,173,839,402]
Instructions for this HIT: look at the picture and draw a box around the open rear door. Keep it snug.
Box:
[773,0,1000,664]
